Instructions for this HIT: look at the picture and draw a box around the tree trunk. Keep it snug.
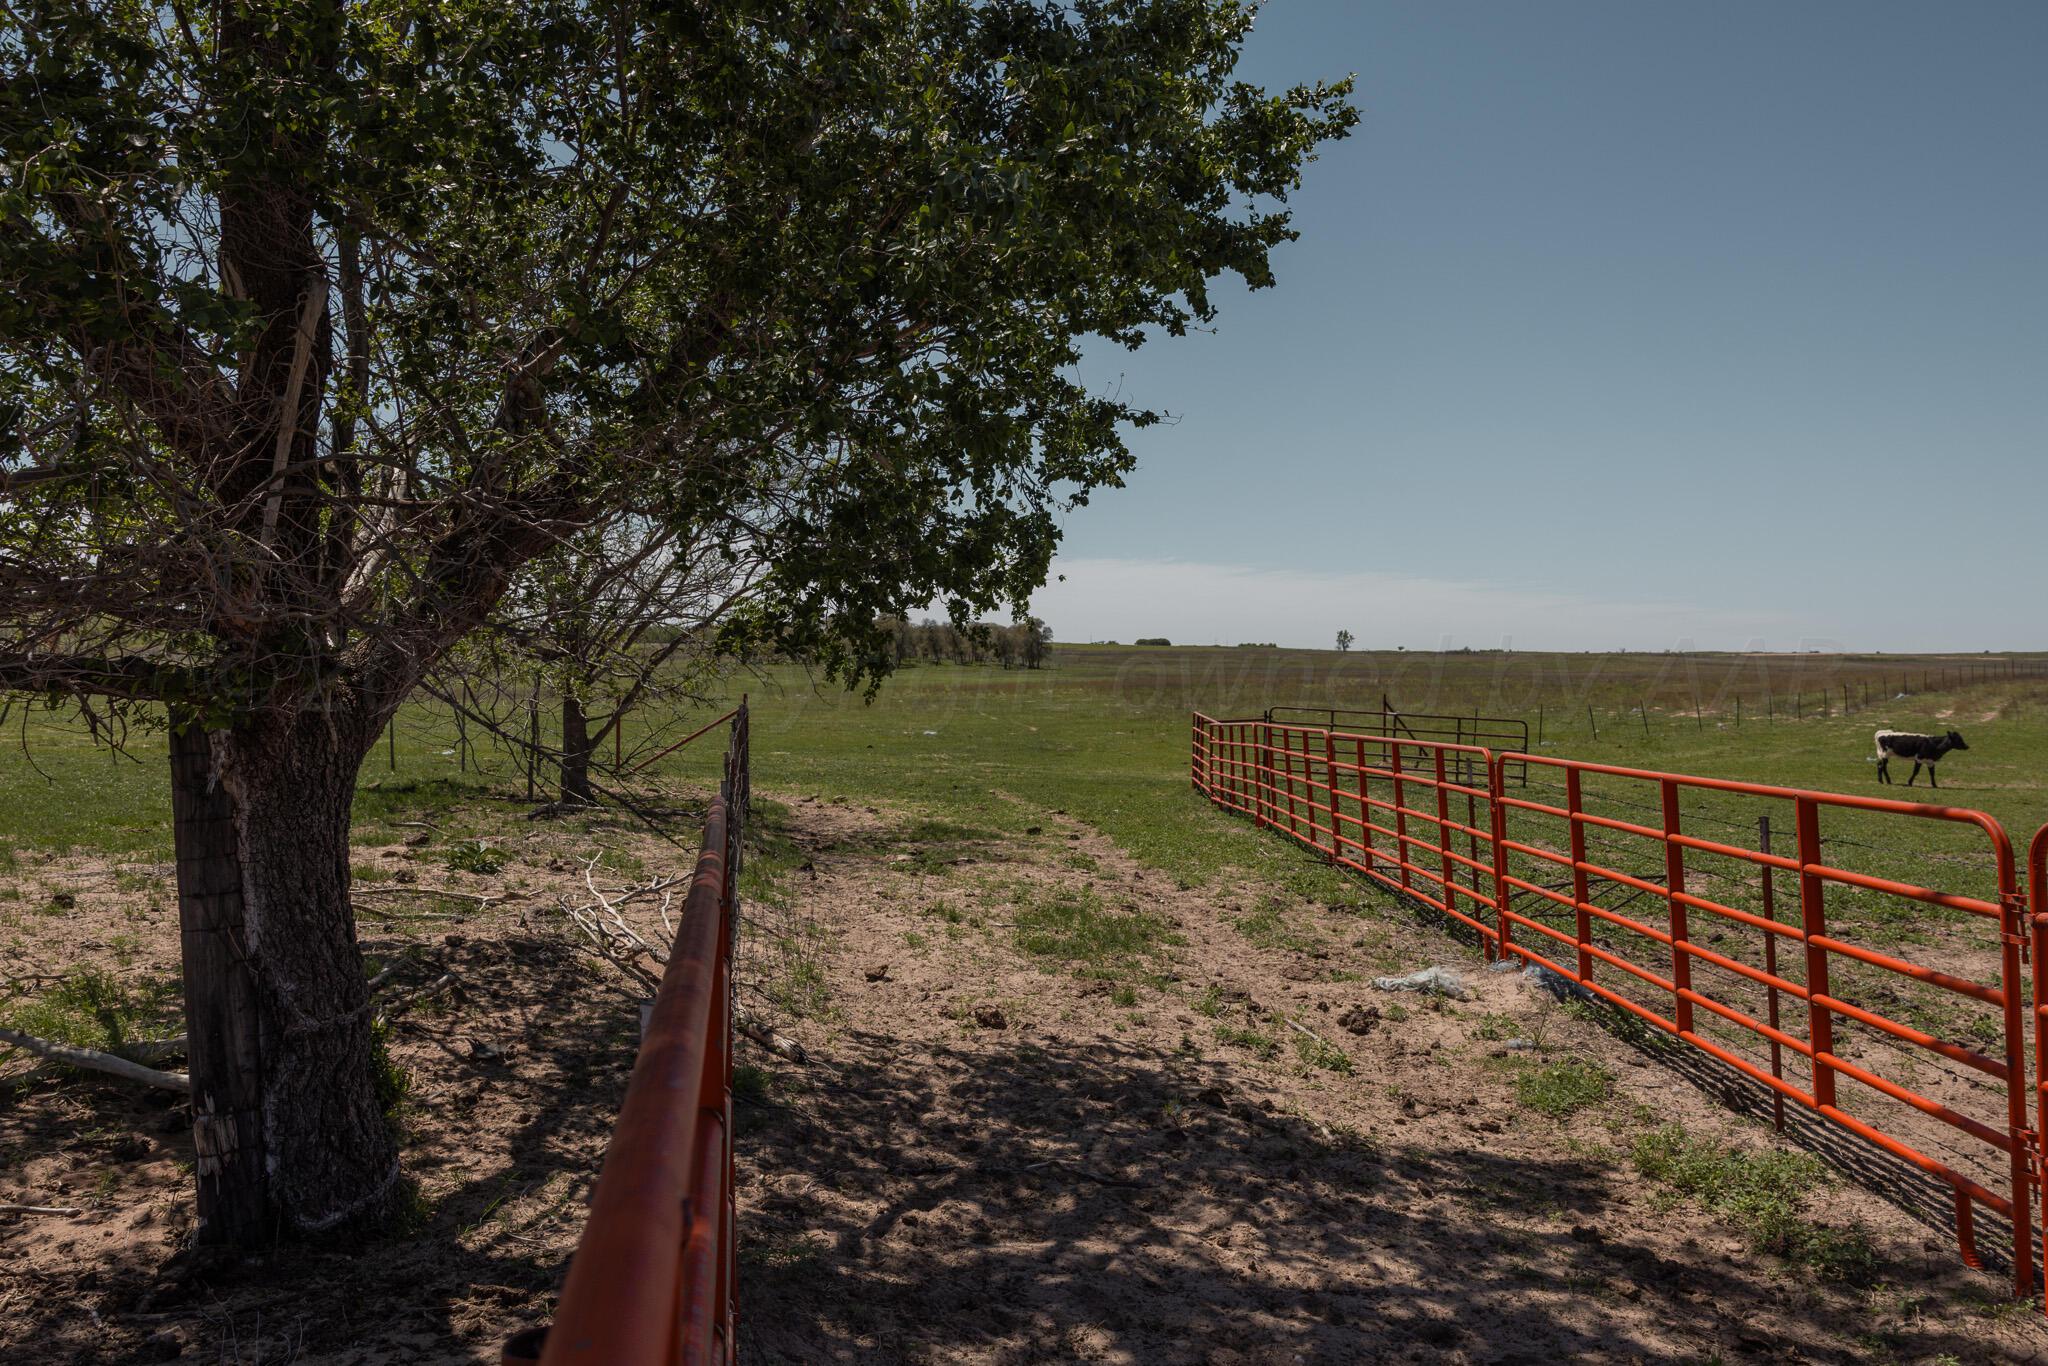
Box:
[169,713,397,1247]
[561,692,595,805]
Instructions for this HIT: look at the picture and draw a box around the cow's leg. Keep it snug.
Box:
[1877,756,1890,784]
[1929,764,1939,789]
[1907,761,1922,786]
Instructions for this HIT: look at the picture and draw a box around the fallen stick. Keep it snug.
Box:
[354,905,468,922]
[737,1011,807,1063]
[0,1027,190,1093]
[0,1204,81,1216]
[1278,1015,1334,1048]
[354,886,501,906]
[376,972,460,1021]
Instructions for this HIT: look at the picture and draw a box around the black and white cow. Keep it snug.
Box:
[1874,729,1969,788]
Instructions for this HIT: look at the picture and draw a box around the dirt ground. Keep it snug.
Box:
[734,800,2048,1365]
[4,787,2048,1363]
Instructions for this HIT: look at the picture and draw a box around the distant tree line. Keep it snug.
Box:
[1136,637,1173,646]
[881,617,1053,668]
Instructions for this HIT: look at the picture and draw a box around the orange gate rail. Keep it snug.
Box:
[2030,824,2048,1300]
[509,703,749,1365]
[1193,711,2039,1299]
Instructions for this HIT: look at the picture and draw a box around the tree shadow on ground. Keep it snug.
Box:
[734,1025,2010,1366]
[0,926,644,1363]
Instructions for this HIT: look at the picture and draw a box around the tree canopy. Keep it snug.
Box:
[0,0,1354,1243]
[2,0,1356,718]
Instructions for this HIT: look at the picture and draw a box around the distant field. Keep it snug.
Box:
[4,644,2047,872]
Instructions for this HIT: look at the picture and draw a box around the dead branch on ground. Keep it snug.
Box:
[0,1026,191,1092]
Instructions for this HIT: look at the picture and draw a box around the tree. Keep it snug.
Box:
[1336,630,1354,653]
[428,510,766,805]
[0,0,1353,1243]
[1021,617,1054,670]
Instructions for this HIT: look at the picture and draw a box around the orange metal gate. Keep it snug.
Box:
[509,704,749,1365]
[1194,711,2039,1299]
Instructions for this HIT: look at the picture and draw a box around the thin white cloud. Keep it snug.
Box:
[1026,556,1832,652]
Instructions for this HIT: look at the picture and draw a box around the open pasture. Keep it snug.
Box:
[9,644,2048,1362]
[7,644,2047,878]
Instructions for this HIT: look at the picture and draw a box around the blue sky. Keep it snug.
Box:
[1033,0,2046,652]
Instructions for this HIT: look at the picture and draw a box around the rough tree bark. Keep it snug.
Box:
[560,693,595,805]
[169,710,398,1245]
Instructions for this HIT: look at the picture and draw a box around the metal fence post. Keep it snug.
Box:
[1434,747,1456,912]
[1390,742,1413,894]
[1795,796,1835,1113]
[1280,729,1300,841]
[1992,826,2033,1299]
[1324,729,1341,864]
[2030,827,2048,1312]
[1356,736,1375,875]
[1759,815,1785,1134]
[1256,723,1272,830]
[1568,768,1592,984]
[1489,751,1511,961]
[1663,780,1693,1036]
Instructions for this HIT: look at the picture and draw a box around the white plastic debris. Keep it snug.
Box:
[1370,966,1471,1000]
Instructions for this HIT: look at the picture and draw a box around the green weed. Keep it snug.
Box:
[1013,886,1179,972]
[368,1017,413,1135]
[1293,1033,1353,1074]
[1474,1012,1520,1041]
[446,841,504,875]
[1231,896,1320,953]
[1212,1023,1278,1060]
[1514,1057,1612,1118]
[4,967,180,1052]
[1631,1126,1878,1283]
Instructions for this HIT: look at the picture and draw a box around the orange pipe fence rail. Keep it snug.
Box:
[1193,710,2044,1302]
[508,703,749,1365]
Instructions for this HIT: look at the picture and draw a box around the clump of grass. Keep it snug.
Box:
[1473,1012,1520,1041]
[1632,1126,1878,1283]
[368,1017,413,1137]
[446,840,504,875]
[1013,887,1179,972]
[1192,985,1225,1018]
[741,1231,829,1270]
[733,1063,775,1107]
[737,799,803,908]
[897,818,998,843]
[1293,1033,1353,1074]
[1514,1057,1611,1118]
[769,931,833,1019]
[1110,982,1137,1008]
[1230,896,1319,953]
[4,967,179,1052]
[1213,1023,1278,1060]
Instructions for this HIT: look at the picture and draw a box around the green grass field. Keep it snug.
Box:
[6,644,2047,875]
[8,642,2045,1258]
